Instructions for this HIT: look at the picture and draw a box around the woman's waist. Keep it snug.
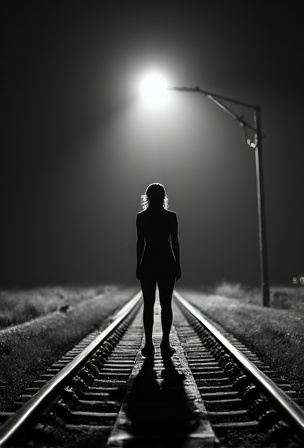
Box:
[145,241,171,250]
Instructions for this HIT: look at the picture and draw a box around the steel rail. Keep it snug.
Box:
[174,290,304,440]
[0,291,142,448]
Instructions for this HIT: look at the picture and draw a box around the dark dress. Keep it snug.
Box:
[137,208,178,278]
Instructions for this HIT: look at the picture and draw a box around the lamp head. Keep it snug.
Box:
[139,73,168,108]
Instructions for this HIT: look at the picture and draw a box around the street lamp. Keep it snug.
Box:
[140,76,270,307]
[139,73,169,108]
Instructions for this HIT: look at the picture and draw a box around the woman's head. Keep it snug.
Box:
[141,183,169,210]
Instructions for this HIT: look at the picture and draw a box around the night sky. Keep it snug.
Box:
[1,0,303,287]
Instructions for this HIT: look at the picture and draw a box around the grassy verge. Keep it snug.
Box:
[0,285,117,328]
[0,286,139,410]
[212,282,304,312]
[178,288,304,393]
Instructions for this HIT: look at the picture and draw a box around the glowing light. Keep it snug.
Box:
[139,73,168,107]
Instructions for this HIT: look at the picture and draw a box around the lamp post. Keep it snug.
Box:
[168,86,269,307]
[139,76,270,307]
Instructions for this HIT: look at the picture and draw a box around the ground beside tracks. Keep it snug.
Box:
[179,288,304,394]
[0,286,139,410]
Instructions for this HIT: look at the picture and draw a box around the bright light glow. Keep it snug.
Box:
[139,73,168,108]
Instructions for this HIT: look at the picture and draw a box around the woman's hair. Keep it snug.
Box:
[141,183,169,210]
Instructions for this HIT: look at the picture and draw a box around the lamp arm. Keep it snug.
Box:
[203,92,256,132]
[169,85,258,140]
[168,86,258,108]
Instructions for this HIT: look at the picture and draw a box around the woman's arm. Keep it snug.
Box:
[171,213,181,279]
[136,215,145,278]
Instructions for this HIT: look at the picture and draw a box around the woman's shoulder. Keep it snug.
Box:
[164,209,177,222]
[137,210,147,220]
[137,209,177,218]
[165,209,176,217]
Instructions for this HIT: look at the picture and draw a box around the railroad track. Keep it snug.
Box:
[0,290,303,447]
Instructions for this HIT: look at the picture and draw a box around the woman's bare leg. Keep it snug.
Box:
[140,277,157,348]
[158,276,175,348]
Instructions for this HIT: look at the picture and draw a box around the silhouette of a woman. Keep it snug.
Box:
[136,183,181,357]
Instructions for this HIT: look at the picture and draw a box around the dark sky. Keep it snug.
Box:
[1,0,303,287]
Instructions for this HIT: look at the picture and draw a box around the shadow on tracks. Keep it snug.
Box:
[123,356,200,447]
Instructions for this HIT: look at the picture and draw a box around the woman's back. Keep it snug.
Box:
[137,208,176,250]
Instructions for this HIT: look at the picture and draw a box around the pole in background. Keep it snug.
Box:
[253,107,270,307]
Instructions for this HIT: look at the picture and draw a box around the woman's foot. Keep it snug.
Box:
[141,344,155,357]
[160,342,176,357]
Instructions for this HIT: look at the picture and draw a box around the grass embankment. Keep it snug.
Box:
[179,285,304,393]
[0,286,115,328]
[0,286,139,410]
[213,282,304,312]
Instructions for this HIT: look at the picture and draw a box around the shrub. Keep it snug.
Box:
[214,282,249,300]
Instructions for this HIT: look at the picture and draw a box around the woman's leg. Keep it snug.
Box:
[140,277,157,348]
[158,275,175,348]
